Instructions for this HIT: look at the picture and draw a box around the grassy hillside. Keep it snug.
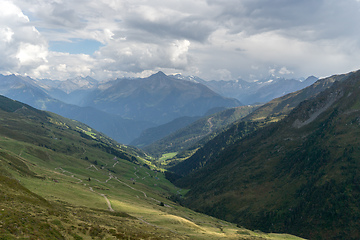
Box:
[0,95,302,239]
[171,70,360,239]
[144,105,257,161]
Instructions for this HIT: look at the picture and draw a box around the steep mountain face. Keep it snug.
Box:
[174,74,318,105]
[81,71,241,124]
[0,74,153,144]
[169,72,340,177]
[171,70,360,239]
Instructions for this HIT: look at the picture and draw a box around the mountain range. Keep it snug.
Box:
[78,71,241,124]
[0,71,319,146]
[172,74,318,105]
[167,70,360,239]
[1,65,358,239]
[0,72,243,144]
[0,74,154,144]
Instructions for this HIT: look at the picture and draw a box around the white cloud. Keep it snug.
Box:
[1,27,14,42]
[16,42,48,68]
[211,69,233,80]
[278,67,293,75]
[269,68,276,75]
[1,0,360,80]
[90,37,192,78]
[169,40,191,67]
[0,0,48,76]
[36,52,95,79]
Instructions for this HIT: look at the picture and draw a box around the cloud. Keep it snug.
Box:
[2,0,360,80]
[278,67,294,75]
[206,0,360,41]
[94,39,191,74]
[124,6,215,42]
[0,0,48,76]
[210,69,233,80]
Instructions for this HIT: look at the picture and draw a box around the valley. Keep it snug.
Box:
[2,0,359,239]
[0,95,303,239]
[1,70,359,239]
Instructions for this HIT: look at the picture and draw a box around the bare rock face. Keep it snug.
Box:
[293,89,344,128]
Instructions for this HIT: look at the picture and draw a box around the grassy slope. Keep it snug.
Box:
[0,96,302,239]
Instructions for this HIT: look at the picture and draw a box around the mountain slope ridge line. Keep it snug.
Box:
[169,69,360,239]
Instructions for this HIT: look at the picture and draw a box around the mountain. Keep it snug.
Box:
[0,72,315,144]
[169,70,360,239]
[37,76,99,105]
[47,103,155,144]
[130,106,231,149]
[0,74,51,107]
[173,74,318,105]
[143,105,257,159]
[244,76,319,104]
[0,95,303,240]
[130,115,202,148]
[0,74,154,144]
[242,74,340,122]
[38,76,98,93]
[169,71,343,177]
[81,71,241,124]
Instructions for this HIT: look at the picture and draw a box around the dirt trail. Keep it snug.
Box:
[111,174,147,198]
[89,186,114,211]
[55,167,83,183]
[55,162,172,213]
[183,117,215,144]
[101,194,114,212]
[86,164,99,170]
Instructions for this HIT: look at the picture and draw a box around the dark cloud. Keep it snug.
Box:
[37,2,86,29]
[208,0,360,41]
[125,14,215,43]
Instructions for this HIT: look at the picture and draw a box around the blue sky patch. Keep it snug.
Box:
[49,38,103,55]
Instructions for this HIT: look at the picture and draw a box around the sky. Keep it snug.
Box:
[1,0,360,81]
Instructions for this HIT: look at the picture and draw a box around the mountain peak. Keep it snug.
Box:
[156,70,166,75]
[146,71,170,82]
[151,71,167,77]
[304,75,318,83]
